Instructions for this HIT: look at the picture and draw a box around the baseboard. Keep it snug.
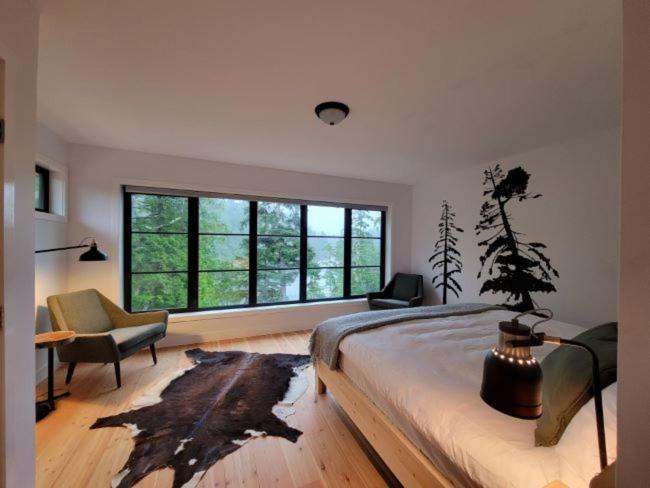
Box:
[159,299,367,348]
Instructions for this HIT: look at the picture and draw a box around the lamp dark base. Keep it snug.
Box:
[35,391,71,422]
[36,403,52,422]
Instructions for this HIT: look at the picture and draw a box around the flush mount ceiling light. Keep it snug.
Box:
[315,101,349,126]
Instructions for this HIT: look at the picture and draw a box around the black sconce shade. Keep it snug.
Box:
[36,238,108,262]
[79,241,108,261]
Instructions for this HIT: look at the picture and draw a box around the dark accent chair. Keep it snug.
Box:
[367,273,424,310]
[47,289,168,388]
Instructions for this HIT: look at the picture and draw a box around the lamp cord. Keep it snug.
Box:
[512,308,554,333]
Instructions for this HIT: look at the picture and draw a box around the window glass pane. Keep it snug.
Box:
[132,195,188,232]
[257,236,300,269]
[35,172,44,209]
[307,268,344,299]
[132,273,187,311]
[351,267,381,295]
[307,206,344,236]
[352,209,381,237]
[199,271,248,307]
[199,198,249,234]
[257,270,299,303]
[351,238,380,266]
[308,237,343,267]
[132,234,187,272]
[258,202,300,235]
[200,235,249,270]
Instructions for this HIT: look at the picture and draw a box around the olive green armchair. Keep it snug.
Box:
[47,289,168,388]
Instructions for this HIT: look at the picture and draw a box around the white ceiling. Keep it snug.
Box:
[37,0,621,184]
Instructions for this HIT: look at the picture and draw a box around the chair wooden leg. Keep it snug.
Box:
[149,344,158,365]
[65,362,77,385]
[114,361,122,389]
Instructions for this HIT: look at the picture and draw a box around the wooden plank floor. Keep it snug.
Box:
[36,331,389,488]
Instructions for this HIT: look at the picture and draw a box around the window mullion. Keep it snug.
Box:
[299,205,307,302]
[188,197,199,310]
[343,208,352,297]
[380,210,387,289]
[249,201,258,306]
[123,190,133,311]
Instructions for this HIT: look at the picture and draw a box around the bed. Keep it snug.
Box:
[313,308,617,488]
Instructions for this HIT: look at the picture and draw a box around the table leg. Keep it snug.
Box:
[47,347,55,411]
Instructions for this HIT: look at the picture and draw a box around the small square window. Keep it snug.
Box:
[35,165,50,213]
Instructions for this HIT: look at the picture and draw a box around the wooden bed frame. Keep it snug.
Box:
[315,359,567,488]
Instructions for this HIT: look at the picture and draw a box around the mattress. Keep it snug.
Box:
[337,309,617,488]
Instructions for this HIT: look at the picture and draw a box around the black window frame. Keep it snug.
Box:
[123,187,386,313]
[35,164,50,213]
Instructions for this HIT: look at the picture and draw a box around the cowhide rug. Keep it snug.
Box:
[91,349,311,488]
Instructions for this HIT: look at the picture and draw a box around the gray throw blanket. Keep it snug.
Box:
[310,303,503,369]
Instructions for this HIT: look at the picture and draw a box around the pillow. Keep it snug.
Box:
[535,322,618,446]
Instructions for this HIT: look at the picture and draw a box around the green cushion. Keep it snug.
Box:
[109,323,166,353]
[55,290,113,334]
[392,274,419,301]
[535,322,618,446]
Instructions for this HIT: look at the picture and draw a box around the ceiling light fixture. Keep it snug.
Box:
[315,101,349,126]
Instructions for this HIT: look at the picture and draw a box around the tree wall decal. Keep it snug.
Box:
[476,164,559,311]
[429,200,463,304]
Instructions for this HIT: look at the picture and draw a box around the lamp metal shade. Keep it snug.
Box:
[480,320,543,419]
[79,242,108,261]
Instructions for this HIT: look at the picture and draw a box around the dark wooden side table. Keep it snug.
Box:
[35,331,75,421]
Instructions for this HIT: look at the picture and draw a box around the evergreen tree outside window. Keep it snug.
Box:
[257,202,301,304]
[307,206,345,299]
[124,189,386,312]
[351,210,382,296]
[35,165,50,212]
[129,194,189,311]
[199,198,250,307]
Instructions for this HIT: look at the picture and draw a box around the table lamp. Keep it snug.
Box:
[480,309,608,470]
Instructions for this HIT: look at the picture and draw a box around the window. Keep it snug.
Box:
[351,209,383,295]
[199,198,250,308]
[257,202,301,304]
[35,165,50,212]
[124,188,386,312]
[307,206,344,300]
[128,194,189,311]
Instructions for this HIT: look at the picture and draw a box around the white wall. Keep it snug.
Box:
[618,0,650,484]
[0,0,40,484]
[65,143,412,345]
[34,123,68,382]
[411,128,620,327]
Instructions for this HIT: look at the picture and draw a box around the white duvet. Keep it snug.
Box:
[337,309,616,488]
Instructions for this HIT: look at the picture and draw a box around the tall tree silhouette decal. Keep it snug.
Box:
[476,164,558,311]
[429,200,463,304]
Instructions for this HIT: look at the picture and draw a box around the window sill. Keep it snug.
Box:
[35,210,67,223]
[169,298,366,323]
